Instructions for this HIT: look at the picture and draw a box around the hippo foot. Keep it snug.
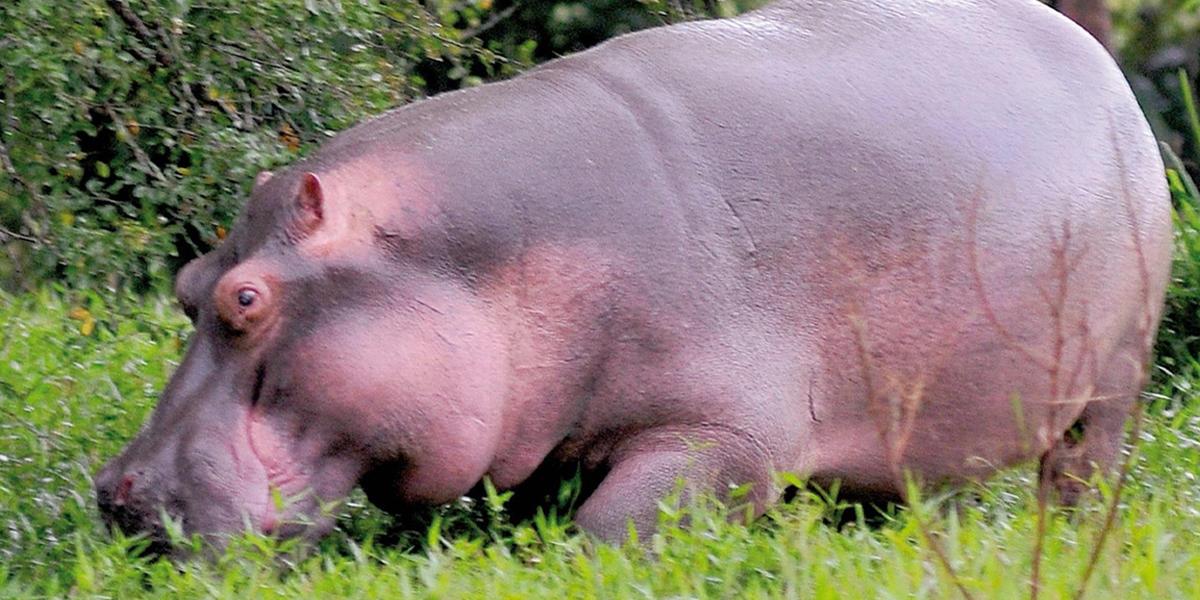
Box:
[1039,358,1140,506]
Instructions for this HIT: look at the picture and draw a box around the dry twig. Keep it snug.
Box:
[1067,122,1159,600]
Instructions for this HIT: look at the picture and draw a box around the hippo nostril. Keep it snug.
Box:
[261,512,278,535]
[115,474,135,506]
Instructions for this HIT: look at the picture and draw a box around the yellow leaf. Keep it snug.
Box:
[126,119,140,137]
[279,123,301,152]
[215,226,227,240]
[207,87,221,100]
[69,307,96,336]
[58,211,76,227]
[73,40,85,55]
[478,0,493,9]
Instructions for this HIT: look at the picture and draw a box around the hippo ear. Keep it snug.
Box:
[254,170,274,188]
[294,172,326,233]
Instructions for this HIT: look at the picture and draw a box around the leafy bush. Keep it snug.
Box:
[1157,76,1200,395]
[0,0,524,292]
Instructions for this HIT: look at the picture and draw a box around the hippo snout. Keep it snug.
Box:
[93,464,132,520]
[94,461,173,547]
[93,393,355,550]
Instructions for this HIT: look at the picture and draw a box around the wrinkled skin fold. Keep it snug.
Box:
[96,0,1172,549]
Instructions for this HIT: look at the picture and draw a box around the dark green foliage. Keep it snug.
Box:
[464,0,761,68]
[1115,0,1200,179]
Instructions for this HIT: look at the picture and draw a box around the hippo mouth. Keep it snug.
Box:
[96,491,184,557]
[249,363,267,407]
[242,363,313,536]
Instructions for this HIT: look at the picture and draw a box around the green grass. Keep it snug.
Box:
[1,288,1199,599]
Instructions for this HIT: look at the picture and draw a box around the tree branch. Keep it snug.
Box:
[103,0,224,125]
[104,0,175,70]
[0,224,39,245]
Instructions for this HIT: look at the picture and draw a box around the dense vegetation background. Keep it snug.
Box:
[2,0,1190,294]
[2,1,1200,597]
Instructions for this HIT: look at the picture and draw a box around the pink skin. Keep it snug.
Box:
[283,280,511,510]
[245,409,291,534]
[97,0,1171,548]
[94,175,517,545]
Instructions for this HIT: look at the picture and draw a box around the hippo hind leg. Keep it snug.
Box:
[1040,340,1145,506]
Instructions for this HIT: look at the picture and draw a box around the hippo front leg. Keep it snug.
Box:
[574,426,777,543]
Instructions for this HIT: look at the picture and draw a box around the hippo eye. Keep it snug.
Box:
[237,288,258,308]
[214,275,272,334]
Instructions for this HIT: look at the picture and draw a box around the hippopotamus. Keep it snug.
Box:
[95,0,1172,547]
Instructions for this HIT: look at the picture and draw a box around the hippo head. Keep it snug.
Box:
[94,167,509,550]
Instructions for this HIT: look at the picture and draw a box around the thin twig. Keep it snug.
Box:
[1031,218,1081,600]
[848,308,978,600]
[1030,452,1052,600]
[966,176,1091,600]
[383,11,511,64]
[212,41,298,75]
[0,135,41,211]
[104,105,168,184]
[103,0,216,123]
[966,186,1055,371]
[461,2,521,40]
[0,224,39,245]
[1071,398,1144,600]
